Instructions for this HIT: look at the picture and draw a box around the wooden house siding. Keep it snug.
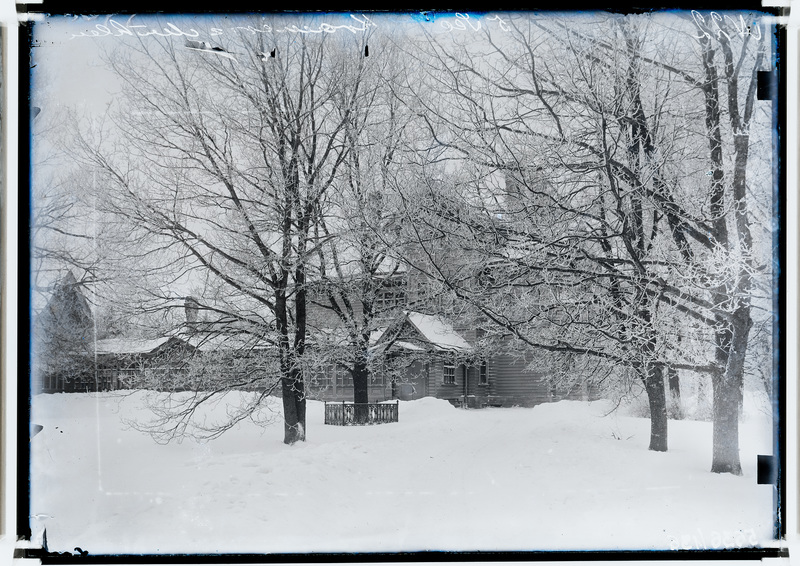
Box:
[463,363,492,407]
[397,360,428,400]
[308,383,390,403]
[426,361,438,397]
[483,350,550,407]
[426,358,467,402]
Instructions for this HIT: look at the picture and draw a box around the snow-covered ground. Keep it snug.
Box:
[29,391,776,555]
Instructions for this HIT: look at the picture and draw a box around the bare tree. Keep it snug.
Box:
[391,12,774,468]
[305,34,413,412]
[70,16,377,444]
[683,11,771,474]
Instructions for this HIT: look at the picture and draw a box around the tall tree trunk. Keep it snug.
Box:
[285,152,309,445]
[352,348,370,424]
[698,32,755,474]
[353,356,370,404]
[710,371,740,474]
[276,288,307,445]
[617,39,670,453]
[710,307,751,474]
[281,369,306,444]
[644,363,668,452]
[667,366,683,420]
[352,330,371,405]
[636,303,669,452]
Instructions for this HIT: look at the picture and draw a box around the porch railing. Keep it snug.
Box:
[324,401,399,426]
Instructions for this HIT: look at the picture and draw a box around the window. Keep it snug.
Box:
[45,373,60,392]
[334,365,353,387]
[314,371,333,388]
[374,276,407,312]
[479,361,488,385]
[320,365,351,387]
[375,286,406,311]
[443,362,456,383]
[443,362,455,384]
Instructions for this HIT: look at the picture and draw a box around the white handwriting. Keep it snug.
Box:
[70,19,200,39]
[691,10,763,41]
[71,14,376,40]
[439,13,509,33]
[234,14,376,35]
[668,528,760,550]
[486,14,510,32]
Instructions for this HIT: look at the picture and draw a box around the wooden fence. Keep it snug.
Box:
[324,401,399,426]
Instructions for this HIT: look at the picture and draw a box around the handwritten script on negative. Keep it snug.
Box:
[437,13,510,32]
[69,14,378,40]
[690,11,763,41]
[67,13,515,41]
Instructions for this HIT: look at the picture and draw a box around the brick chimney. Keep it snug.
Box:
[185,296,199,325]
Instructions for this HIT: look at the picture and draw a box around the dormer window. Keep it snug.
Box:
[374,278,406,311]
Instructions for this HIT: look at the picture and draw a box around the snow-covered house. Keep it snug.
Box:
[94,336,193,391]
[371,310,474,403]
[304,309,473,403]
[94,331,278,392]
[301,220,593,407]
[372,310,566,408]
[93,298,278,393]
[35,270,586,406]
[32,291,278,394]
[307,304,577,408]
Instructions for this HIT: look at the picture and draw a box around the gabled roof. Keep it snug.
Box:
[404,311,472,352]
[374,310,472,354]
[96,329,275,357]
[94,336,178,356]
[391,340,426,352]
[369,327,389,344]
[181,331,274,353]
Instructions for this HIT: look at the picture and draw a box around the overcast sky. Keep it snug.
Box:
[27,11,581,113]
[30,12,441,111]
[26,9,776,312]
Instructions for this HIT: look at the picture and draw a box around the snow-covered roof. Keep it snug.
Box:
[404,311,472,352]
[94,337,174,355]
[369,327,388,344]
[393,340,426,352]
[95,330,275,357]
[308,327,388,348]
[182,332,273,352]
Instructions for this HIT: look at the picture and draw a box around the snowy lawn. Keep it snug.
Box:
[30,392,776,555]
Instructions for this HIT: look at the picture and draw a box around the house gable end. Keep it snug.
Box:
[374,312,431,353]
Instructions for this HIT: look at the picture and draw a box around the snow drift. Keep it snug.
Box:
[30,391,776,554]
